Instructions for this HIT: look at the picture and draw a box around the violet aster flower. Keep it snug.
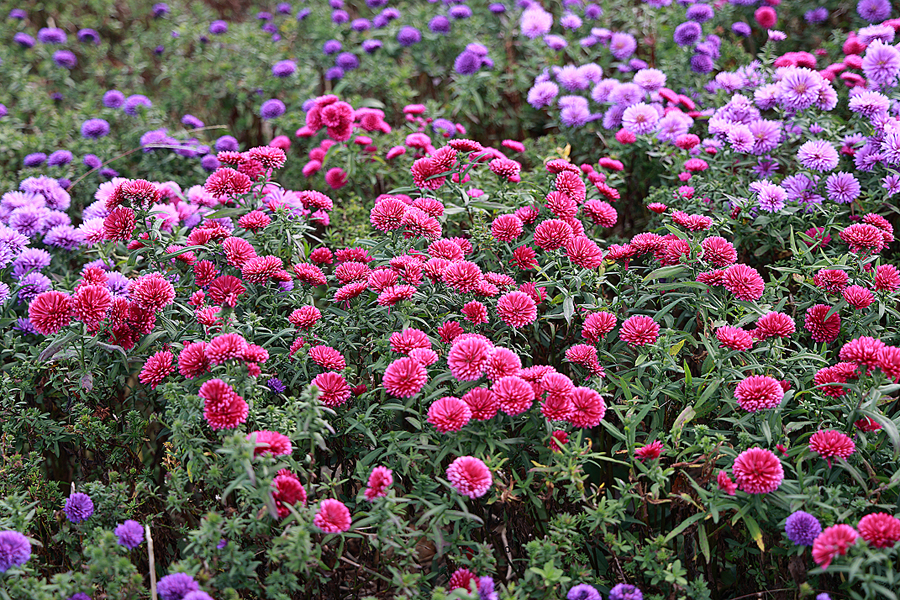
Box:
[527,81,559,108]
[674,21,702,46]
[182,114,204,129]
[732,22,751,36]
[797,140,839,171]
[215,135,239,152]
[268,377,286,393]
[115,520,144,549]
[323,39,342,55]
[362,40,382,54]
[849,90,891,117]
[825,172,861,204]
[0,282,10,304]
[63,492,94,523]
[331,9,349,24]
[450,5,472,19]
[272,60,296,78]
[567,584,601,600]
[785,510,821,545]
[351,18,371,31]
[622,102,660,135]
[687,3,714,22]
[521,6,553,38]
[805,7,829,22]
[38,27,67,44]
[260,99,286,119]
[209,20,228,34]
[0,531,31,573]
[335,52,358,71]
[47,150,73,167]
[81,118,110,139]
[858,0,892,22]
[561,12,582,29]
[124,95,152,116]
[24,153,47,168]
[201,155,220,171]
[277,3,292,14]
[78,28,100,44]
[862,40,900,88]
[690,54,714,73]
[609,584,643,600]
[42,225,85,250]
[883,173,900,194]
[559,96,592,127]
[83,154,102,169]
[296,8,311,20]
[103,90,125,108]
[153,3,170,17]
[325,67,344,81]
[14,33,35,48]
[455,51,481,75]
[8,9,27,19]
[749,179,787,212]
[609,32,637,59]
[748,119,781,155]
[397,26,421,46]
[12,248,51,281]
[157,573,199,600]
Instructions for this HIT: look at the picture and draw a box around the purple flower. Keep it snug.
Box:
[622,102,660,135]
[609,32,637,60]
[690,53,714,73]
[67,594,91,600]
[753,158,780,178]
[215,135,239,152]
[81,118,111,139]
[107,272,131,297]
[42,225,85,250]
[489,3,506,13]
[0,282,9,304]
[335,52,359,71]
[805,7,829,22]
[183,593,213,600]
[351,18,371,31]
[785,510,821,545]
[47,150,73,167]
[430,15,451,33]
[260,99,286,120]
[115,520,144,549]
[849,90,891,117]
[8,9,26,19]
[687,4,714,22]
[732,21,751,36]
[557,65,590,91]
[397,26,421,46]
[325,67,344,81]
[153,3,170,17]
[527,81,559,108]
[544,35,568,50]
[609,584,643,600]
[727,124,754,152]
[609,82,643,107]
[157,573,199,600]
[455,51,482,75]
[63,492,94,523]
[674,21,702,46]
[276,3,291,13]
[825,172,861,204]
[858,24,896,44]
[268,377,286,393]
[37,28,67,44]
[656,111,693,142]
[560,12,582,29]
[559,96,592,127]
[567,584,601,600]
[362,40,382,54]
[124,95,152,116]
[24,153,47,168]
[858,0,892,22]
[862,40,900,88]
[14,33,35,48]
[182,114,204,129]
[13,248,51,279]
[0,531,31,573]
[450,5,472,19]
[748,119,782,155]
[477,576,497,600]
[272,60,296,78]
[209,20,228,35]
[103,90,125,108]
[882,174,900,195]
[776,67,824,111]
[296,8,311,20]
[331,9,349,24]
[78,28,100,44]
[797,140,839,171]
[323,39,342,55]
[749,179,788,212]
[633,68,666,92]
[201,155,220,172]
[521,7,553,38]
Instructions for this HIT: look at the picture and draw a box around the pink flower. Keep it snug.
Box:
[533,219,574,251]
[496,291,538,328]
[843,285,874,309]
[370,198,407,231]
[717,471,736,495]
[427,396,472,433]
[485,347,522,381]
[389,328,431,354]
[566,236,605,269]
[716,326,754,351]
[858,513,900,549]
[442,261,483,293]
[839,336,886,369]
[555,170,586,203]
[382,357,428,397]
[446,456,492,498]
[364,466,393,501]
[734,375,784,412]
[722,264,765,301]
[448,568,477,592]
[813,269,849,293]
[178,342,210,379]
[206,333,249,365]
[635,440,663,461]
[700,236,737,267]
[461,388,498,421]
[28,290,74,335]
[492,376,535,416]
[309,345,346,371]
[567,387,607,428]
[130,273,175,312]
[139,351,175,389]
[462,301,489,325]
[754,312,795,339]
[840,223,885,254]
[289,305,322,329]
[582,312,617,343]
[247,430,292,456]
[208,275,247,306]
[879,345,900,382]
[809,430,855,466]
[314,499,352,533]
[619,315,659,347]
[812,525,857,569]
[448,336,491,381]
[272,470,307,518]
[875,264,900,292]
[732,447,783,494]
[311,372,351,407]
[199,379,249,430]
[804,304,841,343]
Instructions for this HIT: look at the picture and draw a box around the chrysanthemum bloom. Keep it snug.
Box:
[238,210,271,232]
[428,396,472,433]
[461,388,498,421]
[805,304,841,343]
[364,466,393,501]
[446,456,492,498]
[566,344,604,375]
[222,237,256,269]
[484,346,521,380]
[205,333,249,365]
[389,328,430,354]
[242,255,283,284]
[723,264,765,301]
[442,261,482,293]
[732,447,784,494]
[840,336,887,369]
[699,236,736,267]
[492,375,535,416]
[157,573,200,600]
[785,511,822,546]
[102,207,136,241]
[492,292,537,330]
[635,440,663,461]
[266,470,306,520]
[566,236,605,269]
[809,430,855,466]
[491,214,523,242]
[717,471,736,495]
[130,273,175,312]
[841,223,886,256]
[813,524,858,569]
[568,387,607,428]
[880,346,900,382]
[288,306,321,330]
[28,290,74,335]
[313,499,352,533]
[139,351,175,389]
[567,584,601,600]
[734,375,784,412]
[875,264,900,292]
[177,342,208,379]
[797,140,839,172]
[608,583,643,600]
[857,513,900,548]
[370,198,408,231]
[73,284,113,329]
[311,372,351,407]
[848,282,880,311]
[461,301,488,325]
[199,379,248,430]
[582,312,617,344]
[813,269,849,294]
[619,315,659,347]
[0,530,31,573]
[716,326,754,351]
[63,492,94,523]
[382,357,428,397]
[114,520,144,549]
[448,568,477,592]
[533,219,575,251]
[308,345,346,371]
[247,430,292,457]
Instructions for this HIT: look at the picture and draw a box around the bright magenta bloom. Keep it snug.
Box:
[314,499,351,533]
[446,456,492,498]
[732,447,783,494]
[619,315,659,347]
[812,525,857,569]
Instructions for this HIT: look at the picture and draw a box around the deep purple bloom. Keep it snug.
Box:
[825,172,861,204]
[24,153,47,168]
[609,584,643,600]
[14,33,35,48]
[805,7,829,23]
[153,3,170,17]
[81,118,110,139]
[78,28,100,44]
[47,151,73,167]
[157,573,200,600]
[296,8,311,20]
[351,18,371,31]
[0,531,31,573]
[609,32,637,59]
[362,39,382,54]
[215,135,239,152]
[277,3,292,14]
[201,155,220,171]
[323,39,342,55]
[430,15,451,33]
[182,114,204,129]
[268,377,286,393]
[260,99,286,119]
[687,4,714,22]
[115,520,144,549]
[209,20,228,34]
[455,51,482,75]
[567,584,601,600]
[103,90,125,108]
[8,9,26,19]
[325,67,344,81]
[124,95,152,116]
[674,21,702,46]
[38,28,67,44]
[858,0,892,22]
[12,248,51,280]
[785,510,821,545]
[68,594,91,600]
[63,492,94,523]
[53,50,78,69]
[397,26,421,46]
[331,9,349,24]
[862,40,900,88]
[489,3,507,13]
[272,60,296,78]
[732,21,751,36]
[450,5,472,19]
[335,52,359,71]
[83,154,102,169]
[42,225,85,250]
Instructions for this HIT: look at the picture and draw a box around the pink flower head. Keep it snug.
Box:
[139,350,175,389]
[491,214,523,242]
[364,466,393,501]
[28,290,74,335]
[446,456,492,498]
[199,378,249,430]
[874,264,900,292]
[839,336,886,369]
[448,568,477,591]
[178,341,210,379]
[716,326,754,351]
[813,269,849,293]
[130,273,175,312]
[754,312,795,339]
[272,470,307,518]
[462,301,489,325]
[485,347,522,381]
[311,372,351,407]
[206,333,249,365]
[448,336,491,381]
[492,376,535,416]
[732,447,784,494]
[635,440,663,461]
[723,264,765,301]
[843,285,874,309]
[717,471,737,495]
[427,396,472,433]
[619,315,659,347]
[247,430,292,456]
[805,304,841,343]
[809,429,855,466]
[533,219,574,251]
[314,499,352,533]
[382,357,428,397]
[812,525,857,569]
[567,387,607,428]
[309,345,346,371]
[582,312,617,343]
[840,223,885,254]
[858,513,900,549]
[734,375,784,412]
[289,305,322,329]
[880,345,900,382]
[496,291,538,328]
[461,388,499,421]
[701,236,737,267]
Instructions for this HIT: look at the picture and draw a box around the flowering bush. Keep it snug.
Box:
[3,1,900,600]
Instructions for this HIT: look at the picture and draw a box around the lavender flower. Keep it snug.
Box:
[103,90,125,108]
[609,584,643,600]
[63,492,94,523]
[260,99,286,120]
[42,225,85,250]
[272,60,296,78]
[883,174,900,195]
[785,510,821,545]
[209,20,228,34]
[157,573,199,600]
[12,248,51,279]
[37,27,67,44]
[527,81,559,108]
[749,180,788,212]
[0,531,31,573]
[732,22,751,36]
[397,26,421,46]
[825,172,861,204]
[362,40,382,54]
[858,0,892,22]
[14,33,35,48]
[567,584,601,600]
[862,40,900,88]
[622,103,660,135]
[609,32,637,59]
[323,39,342,55]
[268,377,286,393]
[335,52,359,71]
[115,520,144,549]
[81,119,110,139]
[805,7,829,22]
[559,96,592,127]
[674,21,702,46]
[124,95,152,116]
[797,140,839,171]
[521,7,553,38]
